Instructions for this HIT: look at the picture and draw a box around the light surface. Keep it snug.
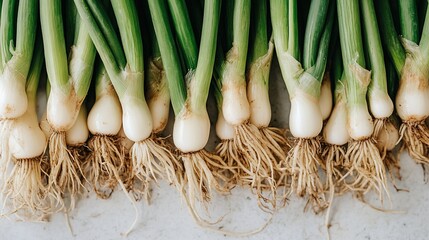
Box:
[1,59,428,240]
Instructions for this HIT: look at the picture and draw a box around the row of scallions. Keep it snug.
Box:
[375,0,429,169]
[0,0,48,221]
[148,0,232,225]
[337,0,389,202]
[271,0,334,213]
[40,0,96,212]
[0,0,37,184]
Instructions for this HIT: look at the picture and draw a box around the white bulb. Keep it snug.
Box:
[88,93,122,135]
[289,91,323,138]
[173,108,210,153]
[122,96,153,142]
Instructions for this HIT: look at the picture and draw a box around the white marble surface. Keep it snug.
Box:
[1,59,428,240]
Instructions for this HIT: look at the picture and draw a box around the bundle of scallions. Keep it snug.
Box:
[2,0,429,237]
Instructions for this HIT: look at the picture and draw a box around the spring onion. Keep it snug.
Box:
[1,40,48,221]
[85,62,125,199]
[41,0,96,211]
[143,14,183,193]
[383,58,402,182]
[322,48,349,186]
[337,0,388,200]
[149,0,228,224]
[360,0,398,160]
[271,0,334,212]
[0,0,38,181]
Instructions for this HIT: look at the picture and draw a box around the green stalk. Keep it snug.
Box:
[337,0,367,106]
[148,0,187,115]
[389,0,400,30]
[87,0,126,69]
[418,7,429,65]
[0,0,2,22]
[303,0,330,70]
[361,0,388,92]
[167,0,198,70]
[40,0,70,93]
[418,0,428,36]
[111,0,143,73]
[306,1,335,81]
[73,0,124,95]
[246,0,273,96]
[374,0,405,75]
[212,32,225,111]
[186,0,203,45]
[288,0,299,59]
[0,0,16,71]
[271,0,333,97]
[386,57,398,100]
[150,39,161,61]
[229,0,251,75]
[212,76,223,112]
[190,0,221,111]
[64,0,77,50]
[248,0,268,64]
[270,0,288,53]
[94,61,110,99]
[141,1,160,60]
[71,20,97,100]
[224,0,235,52]
[14,0,37,77]
[1,0,37,76]
[398,0,419,43]
[212,0,250,115]
[26,39,44,104]
[213,37,225,88]
[148,22,161,59]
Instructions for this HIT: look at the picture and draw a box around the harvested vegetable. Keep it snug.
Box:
[41,0,96,211]
[2,41,49,221]
[149,0,229,224]
[0,0,38,183]
[322,43,349,196]
[143,12,184,194]
[85,63,125,199]
[337,0,388,200]
[271,0,334,212]
[360,0,398,162]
